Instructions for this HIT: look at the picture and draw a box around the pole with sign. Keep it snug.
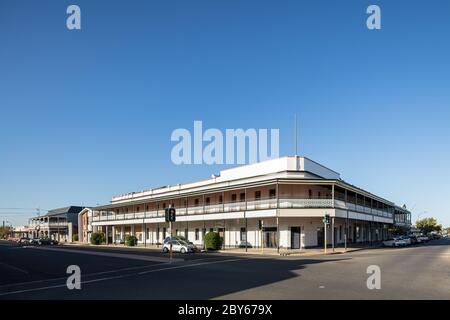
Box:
[165,206,176,263]
[323,214,330,254]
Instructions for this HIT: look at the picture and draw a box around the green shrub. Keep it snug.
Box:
[204,231,222,250]
[90,232,105,245]
[125,235,138,246]
[72,234,79,242]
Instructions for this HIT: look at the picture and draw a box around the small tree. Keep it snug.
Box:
[204,231,222,250]
[416,217,442,235]
[90,232,105,245]
[0,226,10,239]
[125,235,138,246]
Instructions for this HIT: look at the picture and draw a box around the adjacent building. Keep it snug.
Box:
[90,156,411,251]
[29,206,84,242]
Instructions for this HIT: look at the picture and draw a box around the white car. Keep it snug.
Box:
[382,238,408,247]
[162,240,195,253]
[398,236,411,245]
[417,235,429,243]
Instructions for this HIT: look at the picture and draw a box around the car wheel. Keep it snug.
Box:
[180,248,186,254]
[163,247,168,253]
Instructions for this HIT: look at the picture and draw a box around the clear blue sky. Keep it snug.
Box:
[1,0,449,227]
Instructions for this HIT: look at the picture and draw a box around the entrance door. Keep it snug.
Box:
[317,227,324,247]
[217,228,225,248]
[263,227,277,248]
[291,226,301,249]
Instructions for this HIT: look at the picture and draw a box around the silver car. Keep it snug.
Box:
[162,240,195,253]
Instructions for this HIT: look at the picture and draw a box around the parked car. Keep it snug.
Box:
[408,235,418,245]
[382,237,408,247]
[17,237,31,244]
[398,236,411,245]
[163,236,194,245]
[30,238,41,245]
[238,241,253,248]
[417,235,429,243]
[162,240,195,253]
[29,237,55,246]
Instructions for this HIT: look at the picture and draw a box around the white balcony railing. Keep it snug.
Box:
[91,197,393,222]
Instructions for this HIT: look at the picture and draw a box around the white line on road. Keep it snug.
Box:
[0,256,239,290]
[25,246,183,263]
[0,258,244,297]
[0,262,29,274]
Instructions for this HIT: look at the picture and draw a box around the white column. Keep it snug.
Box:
[112,226,116,244]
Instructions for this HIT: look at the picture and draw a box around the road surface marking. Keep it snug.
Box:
[0,262,29,274]
[0,258,244,297]
[26,246,183,263]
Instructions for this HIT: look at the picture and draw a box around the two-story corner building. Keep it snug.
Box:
[90,156,409,251]
[29,206,84,242]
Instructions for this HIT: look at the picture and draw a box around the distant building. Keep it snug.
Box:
[78,208,93,243]
[29,206,84,242]
[394,205,412,228]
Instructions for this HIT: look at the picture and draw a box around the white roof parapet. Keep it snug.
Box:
[111,156,340,202]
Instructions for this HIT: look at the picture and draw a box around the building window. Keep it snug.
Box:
[126,208,129,213]
[231,194,237,202]
[269,189,276,199]
[162,203,166,209]
[206,197,210,205]
[240,227,247,241]
[209,228,214,233]
[255,191,261,200]
[318,192,321,199]
[145,205,149,211]
[308,189,312,199]
[240,193,245,201]
[219,195,223,204]
[195,229,199,241]
[184,199,187,207]
[175,229,178,236]
[195,199,199,206]
[136,207,139,212]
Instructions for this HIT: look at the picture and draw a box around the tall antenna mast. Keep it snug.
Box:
[294,113,298,156]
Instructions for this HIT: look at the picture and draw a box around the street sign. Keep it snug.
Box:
[165,207,176,222]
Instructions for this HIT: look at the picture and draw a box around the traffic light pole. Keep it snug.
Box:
[169,220,173,263]
[324,221,327,254]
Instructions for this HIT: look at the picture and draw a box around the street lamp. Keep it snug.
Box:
[415,211,427,225]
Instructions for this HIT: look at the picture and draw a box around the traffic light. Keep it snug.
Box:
[165,207,176,222]
[323,214,331,225]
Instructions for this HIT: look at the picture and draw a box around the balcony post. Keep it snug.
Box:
[244,188,247,211]
[332,184,335,208]
[276,182,279,209]
[222,191,225,213]
[203,194,205,214]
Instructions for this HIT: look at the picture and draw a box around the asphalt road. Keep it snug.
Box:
[1,239,449,299]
